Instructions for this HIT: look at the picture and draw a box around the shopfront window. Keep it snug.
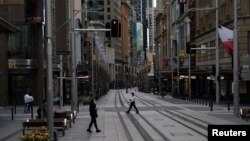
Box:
[8,24,38,59]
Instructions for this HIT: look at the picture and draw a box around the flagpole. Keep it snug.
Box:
[233,0,239,115]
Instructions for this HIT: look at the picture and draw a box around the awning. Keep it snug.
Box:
[0,18,20,33]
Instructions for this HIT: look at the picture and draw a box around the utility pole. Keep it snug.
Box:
[158,43,161,96]
[215,0,220,104]
[60,55,63,107]
[45,0,54,140]
[176,28,180,97]
[91,35,94,98]
[186,17,191,99]
[233,0,239,115]
[170,36,174,96]
[70,0,77,111]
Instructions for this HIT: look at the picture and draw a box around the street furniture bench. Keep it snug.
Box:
[22,118,67,136]
[54,110,76,127]
[54,112,73,128]
[240,108,250,121]
[54,110,76,123]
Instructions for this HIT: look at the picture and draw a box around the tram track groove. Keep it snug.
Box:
[118,91,154,141]
[115,91,133,141]
[119,91,171,140]
[129,92,207,138]
[136,93,212,125]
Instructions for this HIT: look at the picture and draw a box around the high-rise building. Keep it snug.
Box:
[84,0,122,88]
[0,0,45,105]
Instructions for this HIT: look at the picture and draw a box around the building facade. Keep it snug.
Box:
[0,0,45,105]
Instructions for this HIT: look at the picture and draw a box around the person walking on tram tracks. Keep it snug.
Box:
[126,92,139,114]
[87,99,101,133]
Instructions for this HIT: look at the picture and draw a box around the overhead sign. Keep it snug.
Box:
[56,51,70,55]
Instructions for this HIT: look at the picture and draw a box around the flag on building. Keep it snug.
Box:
[218,26,233,55]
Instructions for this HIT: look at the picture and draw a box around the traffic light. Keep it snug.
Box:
[186,42,196,54]
[111,19,119,37]
[186,42,191,54]
[212,65,216,75]
[105,22,111,38]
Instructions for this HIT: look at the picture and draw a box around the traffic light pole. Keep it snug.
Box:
[45,0,54,140]
[233,0,239,115]
[186,17,191,99]
[60,55,63,108]
[215,0,220,104]
[70,0,77,111]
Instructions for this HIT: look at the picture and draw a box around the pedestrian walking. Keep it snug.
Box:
[24,93,30,113]
[27,94,34,113]
[87,99,101,133]
[126,92,139,114]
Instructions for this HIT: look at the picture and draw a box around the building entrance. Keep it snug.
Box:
[8,74,32,105]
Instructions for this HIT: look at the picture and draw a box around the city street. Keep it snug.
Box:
[1,89,249,141]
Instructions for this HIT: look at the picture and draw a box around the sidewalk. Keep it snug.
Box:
[0,106,35,141]
[140,91,250,124]
[1,89,249,141]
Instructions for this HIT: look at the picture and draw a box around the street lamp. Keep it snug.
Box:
[170,35,174,96]
[91,32,98,99]
[176,28,180,97]
[233,0,239,115]
[158,43,162,96]
[186,17,191,99]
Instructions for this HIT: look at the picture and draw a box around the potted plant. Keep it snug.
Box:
[21,126,51,141]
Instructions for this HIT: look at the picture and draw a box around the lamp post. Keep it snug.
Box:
[158,43,161,96]
[215,0,220,104]
[233,0,239,115]
[91,32,97,99]
[186,17,191,99]
[176,28,180,97]
[45,0,54,139]
[170,35,174,96]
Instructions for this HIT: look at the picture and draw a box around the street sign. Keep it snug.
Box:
[56,51,70,55]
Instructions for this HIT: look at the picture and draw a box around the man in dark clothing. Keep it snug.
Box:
[87,99,101,133]
[126,92,139,114]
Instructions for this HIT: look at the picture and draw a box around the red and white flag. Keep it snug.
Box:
[218,26,233,55]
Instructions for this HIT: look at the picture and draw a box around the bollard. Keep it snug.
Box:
[11,107,14,120]
[31,106,33,119]
[77,102,79,113]
[14,104,16,114]
[210,100,213,111]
